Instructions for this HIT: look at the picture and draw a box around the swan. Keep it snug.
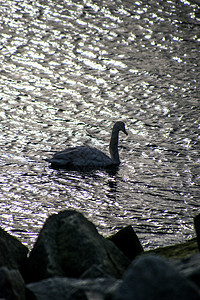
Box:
[46,121,128,170]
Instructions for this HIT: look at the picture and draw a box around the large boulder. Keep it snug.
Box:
[26,276,118,300]
[107,225,143,260]
[0,227,28,271]
[194,213,200,251]
[109,255,200,300]
[0,267,25,300]
[24,210,130,283]
[172,253,200,289]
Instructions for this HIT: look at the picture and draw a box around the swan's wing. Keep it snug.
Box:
[73,146,113,168]
[46,146,113,168]
[46,147,79,166]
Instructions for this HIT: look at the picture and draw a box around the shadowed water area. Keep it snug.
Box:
[0,0,199,250]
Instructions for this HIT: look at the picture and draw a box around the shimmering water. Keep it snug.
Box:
[0,0,200,250]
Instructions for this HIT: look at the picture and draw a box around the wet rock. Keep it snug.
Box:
[24,210,130,283]
[194,213,200,251]
[0,267,25,300]
[0,227,28,270]
[107,225,143,260]
[108,255,200,300]
[26,276,118,300]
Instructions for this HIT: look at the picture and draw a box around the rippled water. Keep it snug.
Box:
[0,0,200,250]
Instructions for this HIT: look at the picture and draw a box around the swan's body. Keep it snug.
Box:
[46,121,128,170]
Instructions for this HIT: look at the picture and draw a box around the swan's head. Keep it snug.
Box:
[114,121,128,135]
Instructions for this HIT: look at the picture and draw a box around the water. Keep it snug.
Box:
[0,0,199,250]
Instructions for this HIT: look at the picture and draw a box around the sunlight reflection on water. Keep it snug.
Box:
[0,0,199,250]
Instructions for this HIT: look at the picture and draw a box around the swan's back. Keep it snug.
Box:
[46,146,113,169]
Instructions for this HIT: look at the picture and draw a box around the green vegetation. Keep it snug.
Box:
[145,238,198,259]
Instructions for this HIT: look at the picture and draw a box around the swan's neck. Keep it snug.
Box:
[109,128,120,164]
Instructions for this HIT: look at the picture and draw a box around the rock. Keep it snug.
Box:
[26,276,118,300]
[80,264,111,279]
[24,210,130,283]
[109,255,200,300]
[107,225,143,260]
[0,267,25,300]
[0,227,28,271]
[172,253,200,289]
[194,213,200,251]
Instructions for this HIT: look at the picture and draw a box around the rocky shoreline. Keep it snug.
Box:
[0,210,200,299]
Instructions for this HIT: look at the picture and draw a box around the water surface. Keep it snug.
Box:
[0,0,200,250]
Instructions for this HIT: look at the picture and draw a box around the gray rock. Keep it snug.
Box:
[111,255,200,300]
[0,267,25,300]
[25,210,130,283]
[80,264,112,279]
[194,213,200,251]
[0,227,28,270]
[107,225,143,260]
[172,253,200,289]
[26,276,118,300]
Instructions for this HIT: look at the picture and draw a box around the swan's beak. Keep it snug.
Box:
[124,128,128,135]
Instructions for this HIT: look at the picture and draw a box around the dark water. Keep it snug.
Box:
[0,0,200,250]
